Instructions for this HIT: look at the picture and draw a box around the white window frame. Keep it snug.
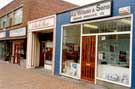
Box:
[60,23,81,79]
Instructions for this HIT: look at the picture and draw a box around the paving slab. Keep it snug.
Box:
[0,61,108,89]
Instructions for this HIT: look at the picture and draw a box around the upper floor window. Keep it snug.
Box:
[0,7,23,29]
[1,16,7,28]
[7,12,14,27]
[14,8,23,25]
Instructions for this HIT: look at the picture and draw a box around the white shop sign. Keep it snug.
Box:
[0,32,6,38]
[10,27,26,37]
[70,0,112,22]
[28,15,55,31]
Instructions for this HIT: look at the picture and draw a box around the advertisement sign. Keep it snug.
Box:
[70,0,112,22]
[10,27,26,37]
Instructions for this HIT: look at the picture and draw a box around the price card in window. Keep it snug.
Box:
[99,53,103,60]
[101,36,106,40]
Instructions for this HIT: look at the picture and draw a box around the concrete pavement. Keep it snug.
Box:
[0,61,107,89]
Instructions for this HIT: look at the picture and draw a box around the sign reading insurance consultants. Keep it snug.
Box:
[70,0,112,22]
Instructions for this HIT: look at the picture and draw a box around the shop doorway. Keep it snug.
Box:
[81,36,96,82]
[31,31,54,71]
[13,41,25,64]
[39,41,53,68]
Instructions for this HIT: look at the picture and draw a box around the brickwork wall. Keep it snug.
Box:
[0,0,76,30]
[28,0,76,20]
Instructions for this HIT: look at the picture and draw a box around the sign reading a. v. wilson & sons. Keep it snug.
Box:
[70,0,112,22]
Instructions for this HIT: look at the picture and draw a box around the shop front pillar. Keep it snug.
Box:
[26,32,33,68]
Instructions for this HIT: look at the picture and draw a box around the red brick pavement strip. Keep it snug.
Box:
[0,61,107,89]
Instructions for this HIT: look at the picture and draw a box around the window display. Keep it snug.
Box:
[61,25,81,78]
[45,41,53,65]
[97,34,130,85]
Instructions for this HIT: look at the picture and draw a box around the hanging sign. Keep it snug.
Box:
[70,0,112,22]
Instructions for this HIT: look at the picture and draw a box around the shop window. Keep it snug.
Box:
[61,25,81,78]
[14,8,23,25]
[83,17,131,34]
[45,41,53,65]
[97,34,130,85]
[0,41,10,61]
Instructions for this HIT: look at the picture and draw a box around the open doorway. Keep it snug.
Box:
[13,40,26,65]
[31,30,54,73]
[39,32,53,71]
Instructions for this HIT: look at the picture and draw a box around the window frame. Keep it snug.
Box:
[60,14,133,87]
[14,8,23,25]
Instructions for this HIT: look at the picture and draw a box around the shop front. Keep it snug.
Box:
[9,27,27,66]
[27,15,56,73]
[61,15,132,87]
[55,0,134,89]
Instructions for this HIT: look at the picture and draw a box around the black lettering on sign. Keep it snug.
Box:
[100,12,104,15]
[96,3,111,12]
[96,4,100,11]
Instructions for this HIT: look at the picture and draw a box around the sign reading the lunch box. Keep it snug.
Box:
[70,1,112,22]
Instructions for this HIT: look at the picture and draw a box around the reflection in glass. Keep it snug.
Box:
[83,17,131,34]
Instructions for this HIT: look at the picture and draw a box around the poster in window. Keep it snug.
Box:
[110,44,116,52]
[119,51,127,62]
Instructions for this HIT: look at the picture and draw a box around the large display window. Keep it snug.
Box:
[61,25,81,78]
[97,34,130,85]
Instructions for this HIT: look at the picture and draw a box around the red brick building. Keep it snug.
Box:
[0,0,76,66]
